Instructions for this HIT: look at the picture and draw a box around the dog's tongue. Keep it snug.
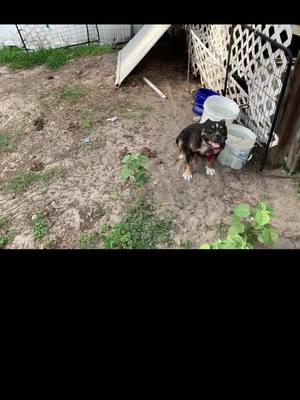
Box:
[209,141,221,149]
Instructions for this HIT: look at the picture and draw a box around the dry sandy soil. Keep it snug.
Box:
[1,42,300,249]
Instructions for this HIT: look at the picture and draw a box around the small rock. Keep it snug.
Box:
[193,116,201,122]
[29,159,44,172]
[33,117,45,131]
[140,146,157,159]
[84,137,92,144]
[32,214,38,221]
[106,116,118,122]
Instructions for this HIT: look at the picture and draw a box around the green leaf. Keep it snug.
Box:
[231,214,241,224]
[228,222,245,235]
[122,154,132,163]
[138,155,149,165]
[120,167,132,181]
[259,202,267,211]
[258,227,279,245]
[200,243,211,249]
[233,203,251,218]
[225,234,248,249]
[269,227,279,243]
[255,210,270,226]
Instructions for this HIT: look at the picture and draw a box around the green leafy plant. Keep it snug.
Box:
[0,232,16,249]
[31,213,49,241]
[101,198,173,249]
[121,153,150,186]
[78,231,101,249]
[200,202,279,249]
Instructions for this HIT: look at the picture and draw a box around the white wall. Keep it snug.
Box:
[0,25,22,47]
[97,25,131,44]
[0,25,136,49]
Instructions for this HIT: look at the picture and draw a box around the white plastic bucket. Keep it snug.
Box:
[201,95,240,125]
[218,124,257,170]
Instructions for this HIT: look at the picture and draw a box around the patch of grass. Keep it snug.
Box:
[8,166,67,194]
[82,115,94,131]
[31,213,49,241]
[70,45,114,58]
[0,216,11,230]
[60,84,88,101]
[45,49,69,69]
[78,231,101,249]
[41,166,67,183]
[101,197,174,249]
[0,232,16,249]
[0,133,16,153]
[0,45,114,71]
[120,104,153,120]
[42,239,57,249]
[179,240,194,249]
[8,170,41,194]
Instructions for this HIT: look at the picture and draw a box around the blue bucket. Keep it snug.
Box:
[193,88,219,116]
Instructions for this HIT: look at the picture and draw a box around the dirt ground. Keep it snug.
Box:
[1,41,300,249]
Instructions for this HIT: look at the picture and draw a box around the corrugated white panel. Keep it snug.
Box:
[133,25,144,35]
[97,25,131,44]
[115,24,171,86]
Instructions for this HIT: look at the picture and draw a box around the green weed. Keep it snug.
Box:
[31,213,48,241]
[102,198,173,249]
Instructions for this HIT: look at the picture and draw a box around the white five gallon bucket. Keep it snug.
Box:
[218,124,257,170]
[201,95,240,125]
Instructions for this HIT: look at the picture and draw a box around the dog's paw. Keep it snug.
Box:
[206,166,216,176]
[178,153,184,160]
[183,170,193,181]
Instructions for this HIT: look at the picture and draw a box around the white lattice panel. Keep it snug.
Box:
[188,24,292,144]
[190,30,225,93]
[249,25,292,47]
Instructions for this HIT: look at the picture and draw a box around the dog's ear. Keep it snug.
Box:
[219,119,226,125]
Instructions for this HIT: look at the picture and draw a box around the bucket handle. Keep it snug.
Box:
[225,144,253,164]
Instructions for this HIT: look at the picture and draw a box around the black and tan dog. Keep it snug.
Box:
[176,119,227,180]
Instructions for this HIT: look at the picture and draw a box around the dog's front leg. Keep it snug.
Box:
[183,150,193,181]
[206,152,217,176]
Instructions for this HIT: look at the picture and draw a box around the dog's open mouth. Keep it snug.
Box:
[208,141,221,149]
